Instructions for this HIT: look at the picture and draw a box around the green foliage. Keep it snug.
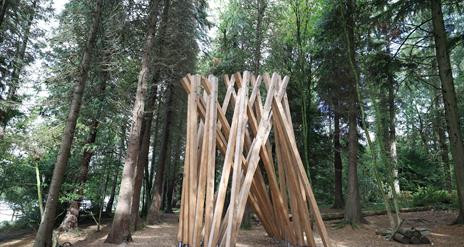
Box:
[398,144,443,191]
[411,187,457,207]
[0,0,463,233]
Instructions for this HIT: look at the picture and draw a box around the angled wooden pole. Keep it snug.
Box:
[179,71,330,247]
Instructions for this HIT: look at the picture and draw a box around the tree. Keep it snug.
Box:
[341,0,363,224]
[1,0,51,138]
[147,85,174,224]
[130,0,171,229]
[105,0,161,243]
[332,109,344,209]
[143,0,200,224]
[58,37,110,231]
[33,0,103,246]
[432,78,452,192]
[431,0,464,223]
[6,0,38,102]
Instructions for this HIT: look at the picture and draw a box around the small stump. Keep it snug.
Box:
[393,227,431,244]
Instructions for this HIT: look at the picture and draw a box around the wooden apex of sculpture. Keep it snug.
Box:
[177,71,331,247]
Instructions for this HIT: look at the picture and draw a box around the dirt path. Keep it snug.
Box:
[2,210,463,247]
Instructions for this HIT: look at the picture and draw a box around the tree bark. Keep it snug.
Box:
[387,68,400,194]
[431,0,464,224]
[130,91,157,230]
[106,125,126,214]
[130,0,170,227]
[437,114,452,192]
[165,110,184,213]
[58,54,109,231]
[343,0,364,225]
[164,158,178,214]
[345,110,362,224]
[105,0,161,243]
[105,170,118,214]
[332,111,344,209]
[142,107,160,216]
[146,85,174,224]
[432,75,452,192]
[32,1,103,246]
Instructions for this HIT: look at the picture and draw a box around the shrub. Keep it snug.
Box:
[412,187,454,207]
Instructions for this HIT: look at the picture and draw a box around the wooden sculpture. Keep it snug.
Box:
[177,71,330,247]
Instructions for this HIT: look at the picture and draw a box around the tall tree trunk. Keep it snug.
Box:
[105,170,118,214]
[345,110,362,224]
[7,0,37,101]
[130,115,151,228]
[146,85,174,224]
[165,152,180,214]
[105,0,161,243]
[292,0,312,179]
[161,175,169,210]
[332,111,344,209]
[33,1,103,246]
[342,0,364,225]
[437,114,452,192]
[142,106,160,216]
[431,0,464,224]
[387,65,400,194]
[165,107,184,214]
[130,91,157,230]
[57,121,98,231]
[58,52,109,231]
[415,106,430,153]
[130,0,170,227]
[106,125,127,214]
[432,74,452,192]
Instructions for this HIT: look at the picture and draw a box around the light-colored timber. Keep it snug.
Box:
[178,72,331,247]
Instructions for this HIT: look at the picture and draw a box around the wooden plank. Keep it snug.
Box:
[206,77,243,247]
[187,76,200,245]
[190,76,277,239]
[181,75,194,244]
[192,78,213,246]
[210,72,278,245]
[230,73,281,238]
[271,77,303,246]
[204,77,218,246]
[201,76,212,94]
[274,106,316,246]
[249,75,262,106]
[245,75,293,241]
[227,73,280,245]
[178,76,191,244]
[217,73,278,236]
[275,130,295,244]
[181,77,191,94]
[180,72,327,247]
[221,78,235,113]
[225,71,249,247]
[278,89,316,246]
[272,98,331,247]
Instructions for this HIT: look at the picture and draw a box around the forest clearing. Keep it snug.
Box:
[1,0,464,246]
[1,211,463,246]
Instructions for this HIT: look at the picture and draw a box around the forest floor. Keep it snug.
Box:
[1,209,463,247]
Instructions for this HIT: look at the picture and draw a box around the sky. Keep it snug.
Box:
[53,0,68,13]
[18,0,225,122]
